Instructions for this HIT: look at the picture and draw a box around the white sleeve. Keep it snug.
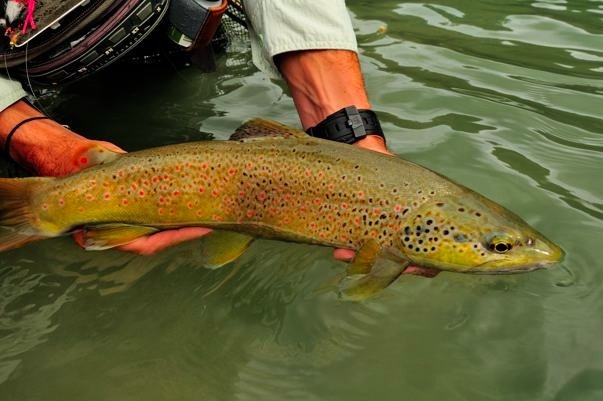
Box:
[0,76,28,111]
[244,0,358,79]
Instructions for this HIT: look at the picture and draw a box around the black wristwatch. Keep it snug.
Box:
[306,106,385,144]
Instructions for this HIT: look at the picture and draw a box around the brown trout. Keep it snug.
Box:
[0,119,563,299]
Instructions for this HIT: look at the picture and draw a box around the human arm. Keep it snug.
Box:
[0,98,212,254]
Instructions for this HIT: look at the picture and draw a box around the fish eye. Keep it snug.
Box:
[485,234,514,254]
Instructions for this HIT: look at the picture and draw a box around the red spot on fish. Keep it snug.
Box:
[341,203,348,209]
[394,204,402,212]
[213,215,223,221]
[118,171,123,177]
[238,191,245,197]
[123,199,129,205]
[202,163,208,170]
[163,174,169,179]
[169,209,175,215]
[159,197,165,204]
[85,194,93,201]
[305,169,311,177]
[103,182,110,188]
[104,193,111,200]
[158,208,164,215]
[131,183,138,190]
[139,190,145,197]
[187,202,193,209]
[199,188,205,193]
[212,189,220,197]
[314,198,321,205]
[42,203,48,210]
[173,190,180,196]
[228,168,236,175]
[246,210,255,218]
[143,180,149,186]
[175,165,180,171]
[78,207,85,212]
[59,199,65,206]
[357,191,364,198]
[152,177,159,183]
[80,156,88,165]
[196,210,203,217]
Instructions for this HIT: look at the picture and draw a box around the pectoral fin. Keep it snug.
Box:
[197,230,254,269]
[83,224,160,250]
[339,241,408,301]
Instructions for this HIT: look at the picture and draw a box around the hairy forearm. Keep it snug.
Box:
[0,100,122,176]
[275,49,389,154]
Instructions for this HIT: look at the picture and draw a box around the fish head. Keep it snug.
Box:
[392,192,564,273]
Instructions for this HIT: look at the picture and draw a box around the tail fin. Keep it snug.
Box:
[0,177,51,252]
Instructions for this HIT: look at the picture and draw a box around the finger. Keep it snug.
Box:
[402,266,440,277]
[118,227,213,255]
[333,248,356,262]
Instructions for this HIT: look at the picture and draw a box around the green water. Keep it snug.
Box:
[1,1,602,400]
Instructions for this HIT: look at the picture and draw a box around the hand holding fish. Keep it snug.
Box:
[0,100,218,255]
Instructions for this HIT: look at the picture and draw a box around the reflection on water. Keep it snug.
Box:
[1,1,602,400]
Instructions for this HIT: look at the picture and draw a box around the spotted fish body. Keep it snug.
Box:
[0,119,563,297]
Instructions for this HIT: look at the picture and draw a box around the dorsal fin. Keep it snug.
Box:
[230,118,310,141]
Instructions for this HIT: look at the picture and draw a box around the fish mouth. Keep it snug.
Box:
[468,256,563,274]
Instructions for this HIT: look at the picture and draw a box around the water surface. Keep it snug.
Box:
[1,1,602,400]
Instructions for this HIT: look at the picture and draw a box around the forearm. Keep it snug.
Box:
[275,49,389,154]
[0,100,122,176]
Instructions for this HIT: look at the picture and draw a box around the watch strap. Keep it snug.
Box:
[306,106,385,144]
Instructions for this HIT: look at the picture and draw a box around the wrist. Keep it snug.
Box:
[0,100,93,176]
[354,134,392,155]
[306,106,385,145]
